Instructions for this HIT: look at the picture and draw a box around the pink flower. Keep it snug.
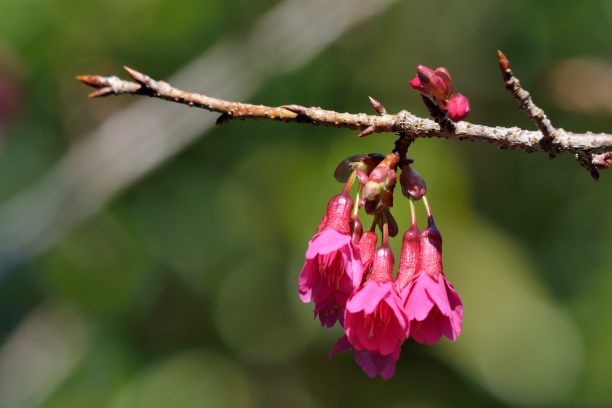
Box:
[447,93,470,122]
[344,246,408,357]
[400,217,463,344]
[396,222,421,291]
[409,65,470,122]
[409,65,453,108]
[358,231,378,274]
[329,335,400,380]
[298,193,364,327]
[357,152,399,215]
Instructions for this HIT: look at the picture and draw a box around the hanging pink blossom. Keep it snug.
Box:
[344,246,408,358]
[298,193,364,327]
[358,231,378,274]
[400,217,463,344]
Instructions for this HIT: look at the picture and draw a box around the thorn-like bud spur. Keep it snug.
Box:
[123,66,152,86]
[497,50,511,72]
[368,96,387,115]
[357,125,375,138]
[76,73,141,95]
[76,75,108,88]
[87,88,113,98]
[281,104,308,115]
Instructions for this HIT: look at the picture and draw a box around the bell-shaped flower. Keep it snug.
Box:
[344,246,408,357]
[358,231,378,275]
[298,193,364,327]
[400,216,463,344]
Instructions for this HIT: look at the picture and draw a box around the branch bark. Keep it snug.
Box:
[77,52,612,178]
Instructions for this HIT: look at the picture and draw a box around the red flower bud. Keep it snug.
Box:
[419,216,443,280]
[359,153,399,215]
[409,65,453,108]
[368,246,395,283]
[358,231,378,273]
[399,164,427,200]
[396,222,420,290]
[334,153,385,183]
[447,93,470,122]
[316,193,353,235]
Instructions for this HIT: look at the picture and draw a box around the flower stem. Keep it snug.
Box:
[352,186,361,218]
[409,199,417,226]
[369,213,378,232]
[422,195,432,218]
[343,170,357,194]
[382,210,389,247]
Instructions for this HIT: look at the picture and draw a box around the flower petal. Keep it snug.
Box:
[346,281,390,314]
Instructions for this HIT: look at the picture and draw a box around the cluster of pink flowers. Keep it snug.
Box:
[298,67,466,379]
[409,65,470,122]
[298,148,463,380]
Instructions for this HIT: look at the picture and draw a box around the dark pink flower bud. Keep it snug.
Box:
[399,164,427,200]
[358,231,378,274]
[359,153,399,215]
[299,193,364,327]
[319,193,353,235]
[369,246,395,283]
[399,216,463,344]
[409,65,453,108]
[396,222,420,291]
[344,245,408,359]
[447,93,470,122]
[419,217,443,280]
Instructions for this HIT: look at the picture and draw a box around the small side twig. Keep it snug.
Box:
[497,50,612,179]
[497,50,560,157]
[77,55,612,179]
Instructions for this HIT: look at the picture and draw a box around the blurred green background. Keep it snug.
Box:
[0,0,611,407]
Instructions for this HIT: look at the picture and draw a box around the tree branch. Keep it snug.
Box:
[77,52,612,178]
